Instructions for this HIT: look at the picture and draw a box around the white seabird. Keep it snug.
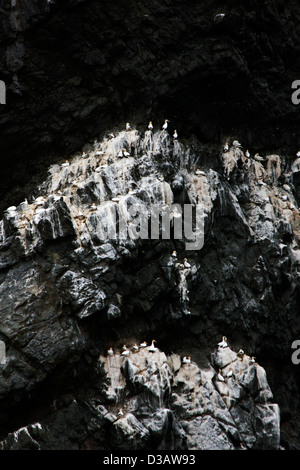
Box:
[61,160,69,167]
[140,341,147,348]
[195,169,206,176]
[148,339,158,352]
[254,153,265,161]
[6,205,17,212]
[217,369,225,382]
[218,336,228,348]
[214,13,226,22]
[223,142,229,152]
[35,197,46,206]
[184,258,191,268]
[296,151,300,157]
[121,348,130,357]
[232,140,242,148]
[250,356,256,363]
[132,344,139,351]
[226,368,233,378]
[128,188,137,195]
[237,349,245,360]
[107,347,114,356]
[172,250,177,258]
[95,148,104,156]
[126,122,131,131]
[117,409,124,417]
[122,344,127,351]
[182,356,191,365]
[90,203,97,210]
[245,150,250,158]
[148,121,153,130]
[173,130,178,139]
[162,119,169,130]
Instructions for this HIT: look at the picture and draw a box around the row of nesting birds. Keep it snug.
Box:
[126,120,178,139]
[224,139,263,161]
[217,336,256,382]
[112,336,256,419]
[106,336,256,375]
[224,139,300,162]
[107,340,191,366]
[60,119,178,170]
[96,120,178,145]
[107,340,158,357]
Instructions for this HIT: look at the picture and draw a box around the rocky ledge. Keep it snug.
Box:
[0,126,299,449]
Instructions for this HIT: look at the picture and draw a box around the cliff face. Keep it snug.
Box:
[1,0,300,212]
[0,129,299,449]
[0,0,300,451]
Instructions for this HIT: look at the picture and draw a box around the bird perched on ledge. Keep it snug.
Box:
[148,340,158,352]
[217,369,225,382]
[237,349,245,361]
[218,336,227,348]
[223,142,229,152]
[121,348,130,357]
[232,140,242,148]
[182,356,191,365]
[162,119,169,130]
[254,153,265,161]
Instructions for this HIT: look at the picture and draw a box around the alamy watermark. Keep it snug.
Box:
[291,340,300,364]
[91,202,205,250]
[0,80,6,104]
[291,80,300,105]
[0,341,5,365]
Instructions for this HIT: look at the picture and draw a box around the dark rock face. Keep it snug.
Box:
[0,129,299,449]
[1,0,300,212]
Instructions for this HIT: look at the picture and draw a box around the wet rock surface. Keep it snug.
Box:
[0,129,299,449]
